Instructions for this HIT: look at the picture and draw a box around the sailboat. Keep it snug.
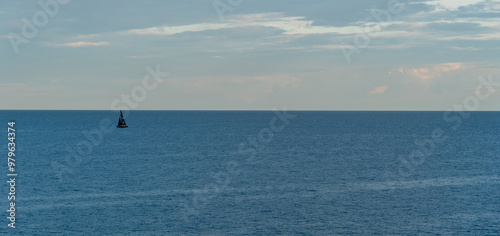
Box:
[116,110,128,128]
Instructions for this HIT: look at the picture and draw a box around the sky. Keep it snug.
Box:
[1,0,500,110]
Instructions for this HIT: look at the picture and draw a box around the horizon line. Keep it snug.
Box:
[1,109,500,112]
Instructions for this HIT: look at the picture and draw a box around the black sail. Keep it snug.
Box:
[117,110,127,127]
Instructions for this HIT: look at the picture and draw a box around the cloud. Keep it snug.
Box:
[415,0,486,11]
[47,41,110,47]
[127,23,229,35]
[401,63,472,80]
[369,85,389,95]
[314,43,411,51]
[121,9,500,55]
[448,46,480,50]
[437,32,500,41]
[125,13,360,37]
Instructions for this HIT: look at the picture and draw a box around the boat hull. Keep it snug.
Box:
[116,125,128,128]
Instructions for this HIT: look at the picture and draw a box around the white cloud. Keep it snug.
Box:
[437,32,500,41]
[127,23,230,35]
[125,13,360,36]
[369,85,389,95]
[122,10,500,55]
[415,0,486,11]
[47,41,110,47]
[314,43,411,51]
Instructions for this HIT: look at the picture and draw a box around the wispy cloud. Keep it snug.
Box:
[125,13,360,37]
[314,44,411,51]
[414,0,486,11]
[47,41,110,47]
[127,23,229,35]
[401,63,472,80]
[369,85,389,95]
[4,0,500,110]
[437,32,500,41]
[448,46,480,51]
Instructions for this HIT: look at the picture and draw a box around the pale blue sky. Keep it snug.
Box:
[1,0,500,110]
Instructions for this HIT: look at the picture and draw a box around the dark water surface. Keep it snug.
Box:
[0,111,498,235]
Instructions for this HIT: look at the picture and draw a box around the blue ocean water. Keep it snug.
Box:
[0,111,499,235]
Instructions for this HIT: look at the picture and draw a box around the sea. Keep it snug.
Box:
[0,110,498,235]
